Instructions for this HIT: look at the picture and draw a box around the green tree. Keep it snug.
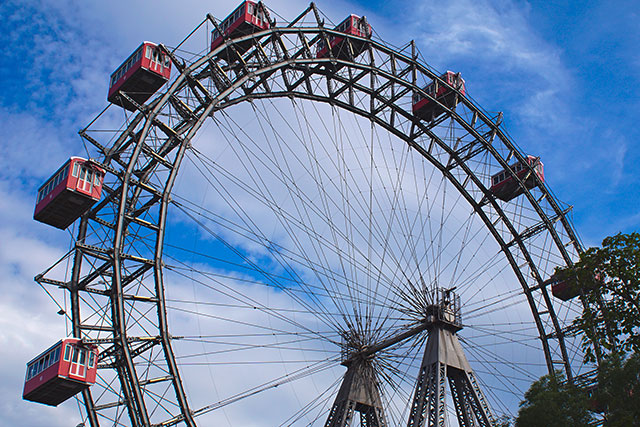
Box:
[562,232,640,361]
[594,352,640,426]
[516,232,640,426]
[515,372,593,427]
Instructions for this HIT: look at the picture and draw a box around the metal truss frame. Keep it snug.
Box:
[35,3,585,425]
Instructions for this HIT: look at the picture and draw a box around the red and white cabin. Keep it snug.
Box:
[413,71,466,121]
[544,273,577,301]
[34,157,105,230]
[210,1,271,61]
[316,14,372,60]
[23,338,98,406]
[488,155,544,202]
[550,277,578,301]
[108,41,171,111]
[547,272,602,301]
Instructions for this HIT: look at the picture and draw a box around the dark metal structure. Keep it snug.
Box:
[324,358,387,427]
[407,289,493,427]
[34,2,589,426]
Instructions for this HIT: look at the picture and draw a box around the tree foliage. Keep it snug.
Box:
[560,232,640,361]
[515,372,593,427]
[594,352,640,426]
[516,233,640,426]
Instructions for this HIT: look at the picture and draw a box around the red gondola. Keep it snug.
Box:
[34,157,105,230]
[550,277,578,301]
[412,71,466,121]
[547,272,602,301]
[544,273,578,301]
[108,41,171,111]
[23,338,98,406]
[210,1,271,62]
[316,14,372,60]
[488,155,544,202]
[587,385,605,413]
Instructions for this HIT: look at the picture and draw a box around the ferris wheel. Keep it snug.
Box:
[27,2,591,426]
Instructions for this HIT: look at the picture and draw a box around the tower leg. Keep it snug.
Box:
[324,360,387,427]
[407,361,448,427]
[449,370,474,427]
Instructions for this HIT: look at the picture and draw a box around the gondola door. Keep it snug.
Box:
[149,46,165,74]
[68,345,88,381]
[76,164,94,194]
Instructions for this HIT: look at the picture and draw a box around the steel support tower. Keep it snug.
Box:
[407,288,495,427]
[324,357,387,427]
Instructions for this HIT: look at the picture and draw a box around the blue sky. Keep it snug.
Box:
[0,0,638,425]
[2,0,638,244]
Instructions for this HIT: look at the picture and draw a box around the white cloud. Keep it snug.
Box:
[611,140,628,188]
[405,0,571,132]
[412,0,564,76]
[0,110,76,185]
[0,183,81,426]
